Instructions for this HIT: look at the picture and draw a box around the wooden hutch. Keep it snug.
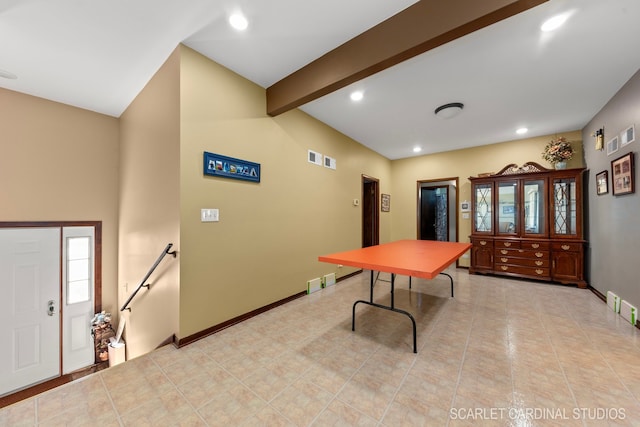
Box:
[468,162,586,288]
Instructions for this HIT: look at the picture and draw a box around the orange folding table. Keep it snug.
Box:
[318,239,471,353]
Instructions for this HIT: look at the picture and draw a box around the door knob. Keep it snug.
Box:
[47,300,56,316]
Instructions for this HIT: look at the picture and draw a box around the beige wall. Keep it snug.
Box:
[178,46,392,339]
[390,131,584,267]
[118,49,181,358]
[0,87,120,318]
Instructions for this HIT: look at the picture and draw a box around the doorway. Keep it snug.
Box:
[0,222,100,397]
[417,178,458,243]
[362,175,379,248]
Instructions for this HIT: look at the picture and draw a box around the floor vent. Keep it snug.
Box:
[307,278,322,294]
[323,273,336,287]
[607,291,621,313]
[620,299,637,325]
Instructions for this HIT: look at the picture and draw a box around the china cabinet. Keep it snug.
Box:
[469,162,586,287]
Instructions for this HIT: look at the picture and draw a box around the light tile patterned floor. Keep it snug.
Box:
[2,269,640,426]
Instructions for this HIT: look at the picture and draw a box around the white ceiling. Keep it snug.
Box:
[1,0,639,160]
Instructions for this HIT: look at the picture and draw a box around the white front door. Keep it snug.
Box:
[0,228,60,396]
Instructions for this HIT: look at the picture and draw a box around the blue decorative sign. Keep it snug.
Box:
[203,152,260,183]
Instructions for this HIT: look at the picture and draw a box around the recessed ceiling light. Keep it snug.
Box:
[516,127,528,135]
[541,14,567,32]
[413,146,422,153]
[0,68,17,79]
[229,13,248,31]
[350,91,364,102]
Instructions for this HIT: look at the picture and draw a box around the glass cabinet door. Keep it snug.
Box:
[473,183,493,233]
[497,180,518,235]
[523,179,546,236]
[552,177,577,236]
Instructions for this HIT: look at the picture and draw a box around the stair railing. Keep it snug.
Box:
[120,243,177,312]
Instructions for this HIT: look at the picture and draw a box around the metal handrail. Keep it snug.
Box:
[120,243,177,312]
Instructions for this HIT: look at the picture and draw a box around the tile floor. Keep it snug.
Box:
[2,269,640,426]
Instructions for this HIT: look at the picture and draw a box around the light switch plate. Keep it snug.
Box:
[201,209,219,222]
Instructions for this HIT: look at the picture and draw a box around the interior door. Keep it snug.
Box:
[419,186,449,241]
[0,228,60,396]
[362,176,379,247]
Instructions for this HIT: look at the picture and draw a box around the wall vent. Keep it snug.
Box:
[607,291,621,313]
[308,150,322,166]
[307,277,322,294]
[323,273,336,287]
[620,299,637,325]
[324,155,336,170]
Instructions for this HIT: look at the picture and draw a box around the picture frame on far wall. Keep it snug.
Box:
[596,170,608,195]
[611,152,635,196]
[381,194,390,212]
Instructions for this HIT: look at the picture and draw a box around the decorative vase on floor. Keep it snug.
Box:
[555,161,567,170]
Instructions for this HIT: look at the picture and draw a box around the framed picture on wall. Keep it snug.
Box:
[611,152,635,196]
[596,170,608,195]
[381,194,390,212]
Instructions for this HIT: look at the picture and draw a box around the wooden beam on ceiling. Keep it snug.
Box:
[266,0,547,116]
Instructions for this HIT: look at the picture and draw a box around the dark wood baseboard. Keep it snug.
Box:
[588,285,606,302]
[175,271,363,348]
[0,362,109,409]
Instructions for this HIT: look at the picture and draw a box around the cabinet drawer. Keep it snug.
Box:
[495,240,520,249]
[496,264,550,277]
[472,238,494,248]
[521,241,550,250]
[496,257,550,268]
[552,242,583,252]
[495,248,549,259]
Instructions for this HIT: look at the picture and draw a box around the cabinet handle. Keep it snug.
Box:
[501,266,509,271]
[501,258,508,263]
[480,240,487,246]
[532,243,540,249]
[535,269,543,275]
[562,245,570,250]
[504,242,511,247]
[501,250,508,255]
[518,249,524,253]
[535,261,543,266]
[535,252,543,258]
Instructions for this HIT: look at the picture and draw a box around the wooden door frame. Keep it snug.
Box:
[416,177,460,263]
[361,175,380,247]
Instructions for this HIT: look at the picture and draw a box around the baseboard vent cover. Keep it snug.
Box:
[307,278,322,294]
[620,299,637,325]
[323,273,336,287]
[607,291,621,313]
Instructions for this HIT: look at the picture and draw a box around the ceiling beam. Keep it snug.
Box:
[266,0,547,116]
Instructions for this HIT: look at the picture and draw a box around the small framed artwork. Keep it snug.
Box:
[381,194,390,212]
[611,152,635,196]
[460,201,471,212]
[607,136,619,156]
[621,125,635,146]
[596,170,608,195]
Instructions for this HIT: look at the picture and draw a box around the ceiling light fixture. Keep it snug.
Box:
[0,68,17,79]
[413,146,422,153]
[516,127,528,135]
[541,14,567,32]
[434,102,464,119]
[350,91,364,102]
[229,13,248,31]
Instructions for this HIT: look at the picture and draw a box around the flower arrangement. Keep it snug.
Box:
[542,136,574,164]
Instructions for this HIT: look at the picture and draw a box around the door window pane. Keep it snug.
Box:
[66,237,91,304]
[524,180,545,234]
[498,181,517,234]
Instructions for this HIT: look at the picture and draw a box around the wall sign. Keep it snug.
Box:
[203,152,260,183]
